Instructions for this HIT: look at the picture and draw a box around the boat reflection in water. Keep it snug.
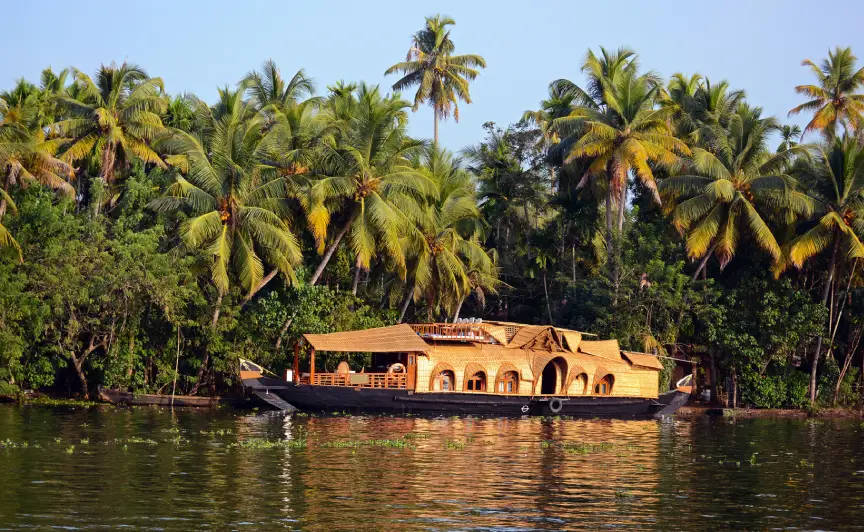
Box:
[275,415,669,530]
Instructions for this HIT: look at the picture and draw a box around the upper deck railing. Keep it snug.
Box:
[302,372,407,389]
[410,323,500,344]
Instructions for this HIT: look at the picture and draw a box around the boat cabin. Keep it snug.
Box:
[291,322,664,399]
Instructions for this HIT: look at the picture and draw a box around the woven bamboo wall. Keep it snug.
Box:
[416,343,659,398]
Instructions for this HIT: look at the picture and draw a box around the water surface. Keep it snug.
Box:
[1,405,863,530]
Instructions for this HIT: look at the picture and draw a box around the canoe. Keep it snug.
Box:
[98,387,243,408]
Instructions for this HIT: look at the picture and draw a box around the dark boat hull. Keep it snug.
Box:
[243,378,689,418]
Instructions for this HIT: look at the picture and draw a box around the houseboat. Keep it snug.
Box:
[240,321,692,417]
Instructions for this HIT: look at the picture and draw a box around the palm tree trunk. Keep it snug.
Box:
[274,314,294,354]
[452,296,465,323]
[692,242,720,281]
[351,256,363,295]
[543,270,553,325]
[605,185,614,277]
[190,293,223,396]
[523,201,532,262]
[398,284,414,323]
[0,175,9,219]
[812,235,840,404]
[240,269,280,308]
[309,216,352,286]
[617,186,626,233]
[433,107,439,145]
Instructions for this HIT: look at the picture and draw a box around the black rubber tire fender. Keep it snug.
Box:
[549,397,563,413]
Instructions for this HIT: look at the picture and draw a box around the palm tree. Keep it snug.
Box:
[786,135,864,403]
[304,84,431,288]
[563,66,690,282]
[401,147,497,321]
[777,124,803,152]
[51,62,167,213]
[660,73,704,140]
[660,104,808,279]
[150,93,303,319]
[789,46,864,138]
[385,14,486,144]
[244,59,315,112]
[0,99,74,261]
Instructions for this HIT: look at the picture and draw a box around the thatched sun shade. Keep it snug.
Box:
[303,324,429,353]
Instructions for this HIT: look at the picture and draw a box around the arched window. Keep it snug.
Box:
[433,370,456,391]
[569,373,588,395]
[594,375,614,395]
[465,371,486,392]
[497,371,519,394]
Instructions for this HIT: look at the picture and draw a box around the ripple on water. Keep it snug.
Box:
[1,407,864,530]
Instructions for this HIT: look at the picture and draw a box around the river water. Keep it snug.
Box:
[0,405,863,530]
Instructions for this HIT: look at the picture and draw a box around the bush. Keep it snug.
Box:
[742,373,786,409]
[785,370,811,410]
[742,367,811,409]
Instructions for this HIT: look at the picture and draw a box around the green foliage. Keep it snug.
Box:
[2,42,864,410]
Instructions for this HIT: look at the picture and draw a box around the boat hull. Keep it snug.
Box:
[243,378,689,418]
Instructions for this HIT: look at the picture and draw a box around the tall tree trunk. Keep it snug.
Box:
[617,186,626,233]
[543,270,554,325]
[572,241,577,284]
[452,296,465,323]
[0,175,9,219]
[834,323,862,405]
[709,349,718,404]
[274,315,294,354]
[309,216,353,286]
[811,236,840,405]
[351,256,363,296]
[692,242,720,281]
[191,293,223,396]
[398,284,414,323]
[604,185,615,283]
[433,107,439,145]
[523,201,532,262]
[240,268,280,308]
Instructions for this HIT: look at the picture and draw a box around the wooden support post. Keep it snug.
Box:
[293,343,300,384]
[310,348,316,384]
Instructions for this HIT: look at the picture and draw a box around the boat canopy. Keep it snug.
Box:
[303,324,429,353]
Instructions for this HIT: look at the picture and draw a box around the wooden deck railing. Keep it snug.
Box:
[410,323,499,344]
[305,372,408,389]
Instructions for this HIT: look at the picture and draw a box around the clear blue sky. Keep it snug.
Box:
[2,0,863,151]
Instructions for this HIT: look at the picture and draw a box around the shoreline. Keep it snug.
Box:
[678,404,864,419]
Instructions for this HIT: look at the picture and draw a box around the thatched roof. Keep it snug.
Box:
[506,325,549,348]
[622,351,664,370]
[304,324,429,353]
[579,339,622,362]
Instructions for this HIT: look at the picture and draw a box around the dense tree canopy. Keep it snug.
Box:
[1,21,863,409]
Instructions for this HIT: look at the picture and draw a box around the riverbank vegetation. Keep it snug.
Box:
[1,15,863,409]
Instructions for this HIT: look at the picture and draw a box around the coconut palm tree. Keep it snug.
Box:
[786,135,864,403]
[150,93,303,314]
[660,104,809,280]
[385,14,486,144]
[51,62,167,213]
[789,47,864,138]
[777,124,803,152]
[0,99,74,260]
[305,84,432,287]
[244,59,315,112]
[401,147,497,321]
[563,67,690,284]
